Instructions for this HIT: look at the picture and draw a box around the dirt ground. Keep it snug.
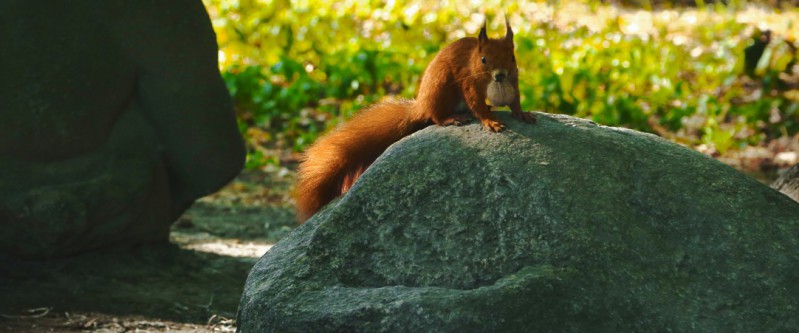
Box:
[0,169,296,333]
[0,140,793,332]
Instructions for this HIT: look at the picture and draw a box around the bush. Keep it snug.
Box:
[204,0,799,168]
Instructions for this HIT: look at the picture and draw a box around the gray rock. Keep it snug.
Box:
[772,163,799,202]
[237,112,799,332]
[0,109,172,258]
[0,1,245,258]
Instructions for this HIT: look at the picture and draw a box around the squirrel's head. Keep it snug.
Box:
[477,18,517,84]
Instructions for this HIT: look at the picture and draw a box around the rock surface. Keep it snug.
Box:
[238,112,799,332]
[772,162,799,202]
[0,1,245,258]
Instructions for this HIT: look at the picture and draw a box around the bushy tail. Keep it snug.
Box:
[294,99,426,222]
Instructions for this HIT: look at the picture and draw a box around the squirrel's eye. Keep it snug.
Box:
[481,56,487,64]
[512,55,516,62]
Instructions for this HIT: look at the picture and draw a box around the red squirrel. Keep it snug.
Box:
[294,20,536,222]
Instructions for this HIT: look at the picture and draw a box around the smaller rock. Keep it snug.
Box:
[772,162,799,202]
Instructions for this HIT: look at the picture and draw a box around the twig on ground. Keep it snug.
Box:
[0,307,52,319]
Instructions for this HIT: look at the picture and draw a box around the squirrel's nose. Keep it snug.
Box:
[494,73,506,82]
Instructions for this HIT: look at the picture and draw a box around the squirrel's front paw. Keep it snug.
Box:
[513,111,537,124]
[481,118,505,132]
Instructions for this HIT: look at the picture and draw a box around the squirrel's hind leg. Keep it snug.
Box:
[439,113,472,126]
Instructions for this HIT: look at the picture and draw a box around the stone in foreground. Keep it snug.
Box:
[0,2,244,258]
[238,112,799,332]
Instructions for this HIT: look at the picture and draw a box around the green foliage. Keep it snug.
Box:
[204,0,799,168]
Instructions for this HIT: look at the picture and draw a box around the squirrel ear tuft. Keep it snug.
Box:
[478,21,488,46]
[505,16,514,41]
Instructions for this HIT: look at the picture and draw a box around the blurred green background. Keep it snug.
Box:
[202,0,799,173]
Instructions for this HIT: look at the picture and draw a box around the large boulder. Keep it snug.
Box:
[0,1,245,258]
[772,163,799,202]
[237,112,799,332]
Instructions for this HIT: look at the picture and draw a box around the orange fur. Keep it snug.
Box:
[294,20,536,222]
[294,100,427,222]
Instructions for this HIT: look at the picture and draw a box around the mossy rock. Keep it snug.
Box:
[0,109,172,258]
[238,112,799,332]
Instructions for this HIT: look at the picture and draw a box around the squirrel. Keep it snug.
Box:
[294,19,536,222]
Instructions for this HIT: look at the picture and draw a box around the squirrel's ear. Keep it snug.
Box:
[478,21,488,48]
[505,16,514,41]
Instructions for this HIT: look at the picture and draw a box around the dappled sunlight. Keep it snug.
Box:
[185,242,272,258]
[172,232,273,258]
[1,312,236,333]
[195,2,799,242]
[203,0,799,182]
[206,0,799,70]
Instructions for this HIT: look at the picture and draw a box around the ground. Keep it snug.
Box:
[0,169,296,333]
[0,137,794,332]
